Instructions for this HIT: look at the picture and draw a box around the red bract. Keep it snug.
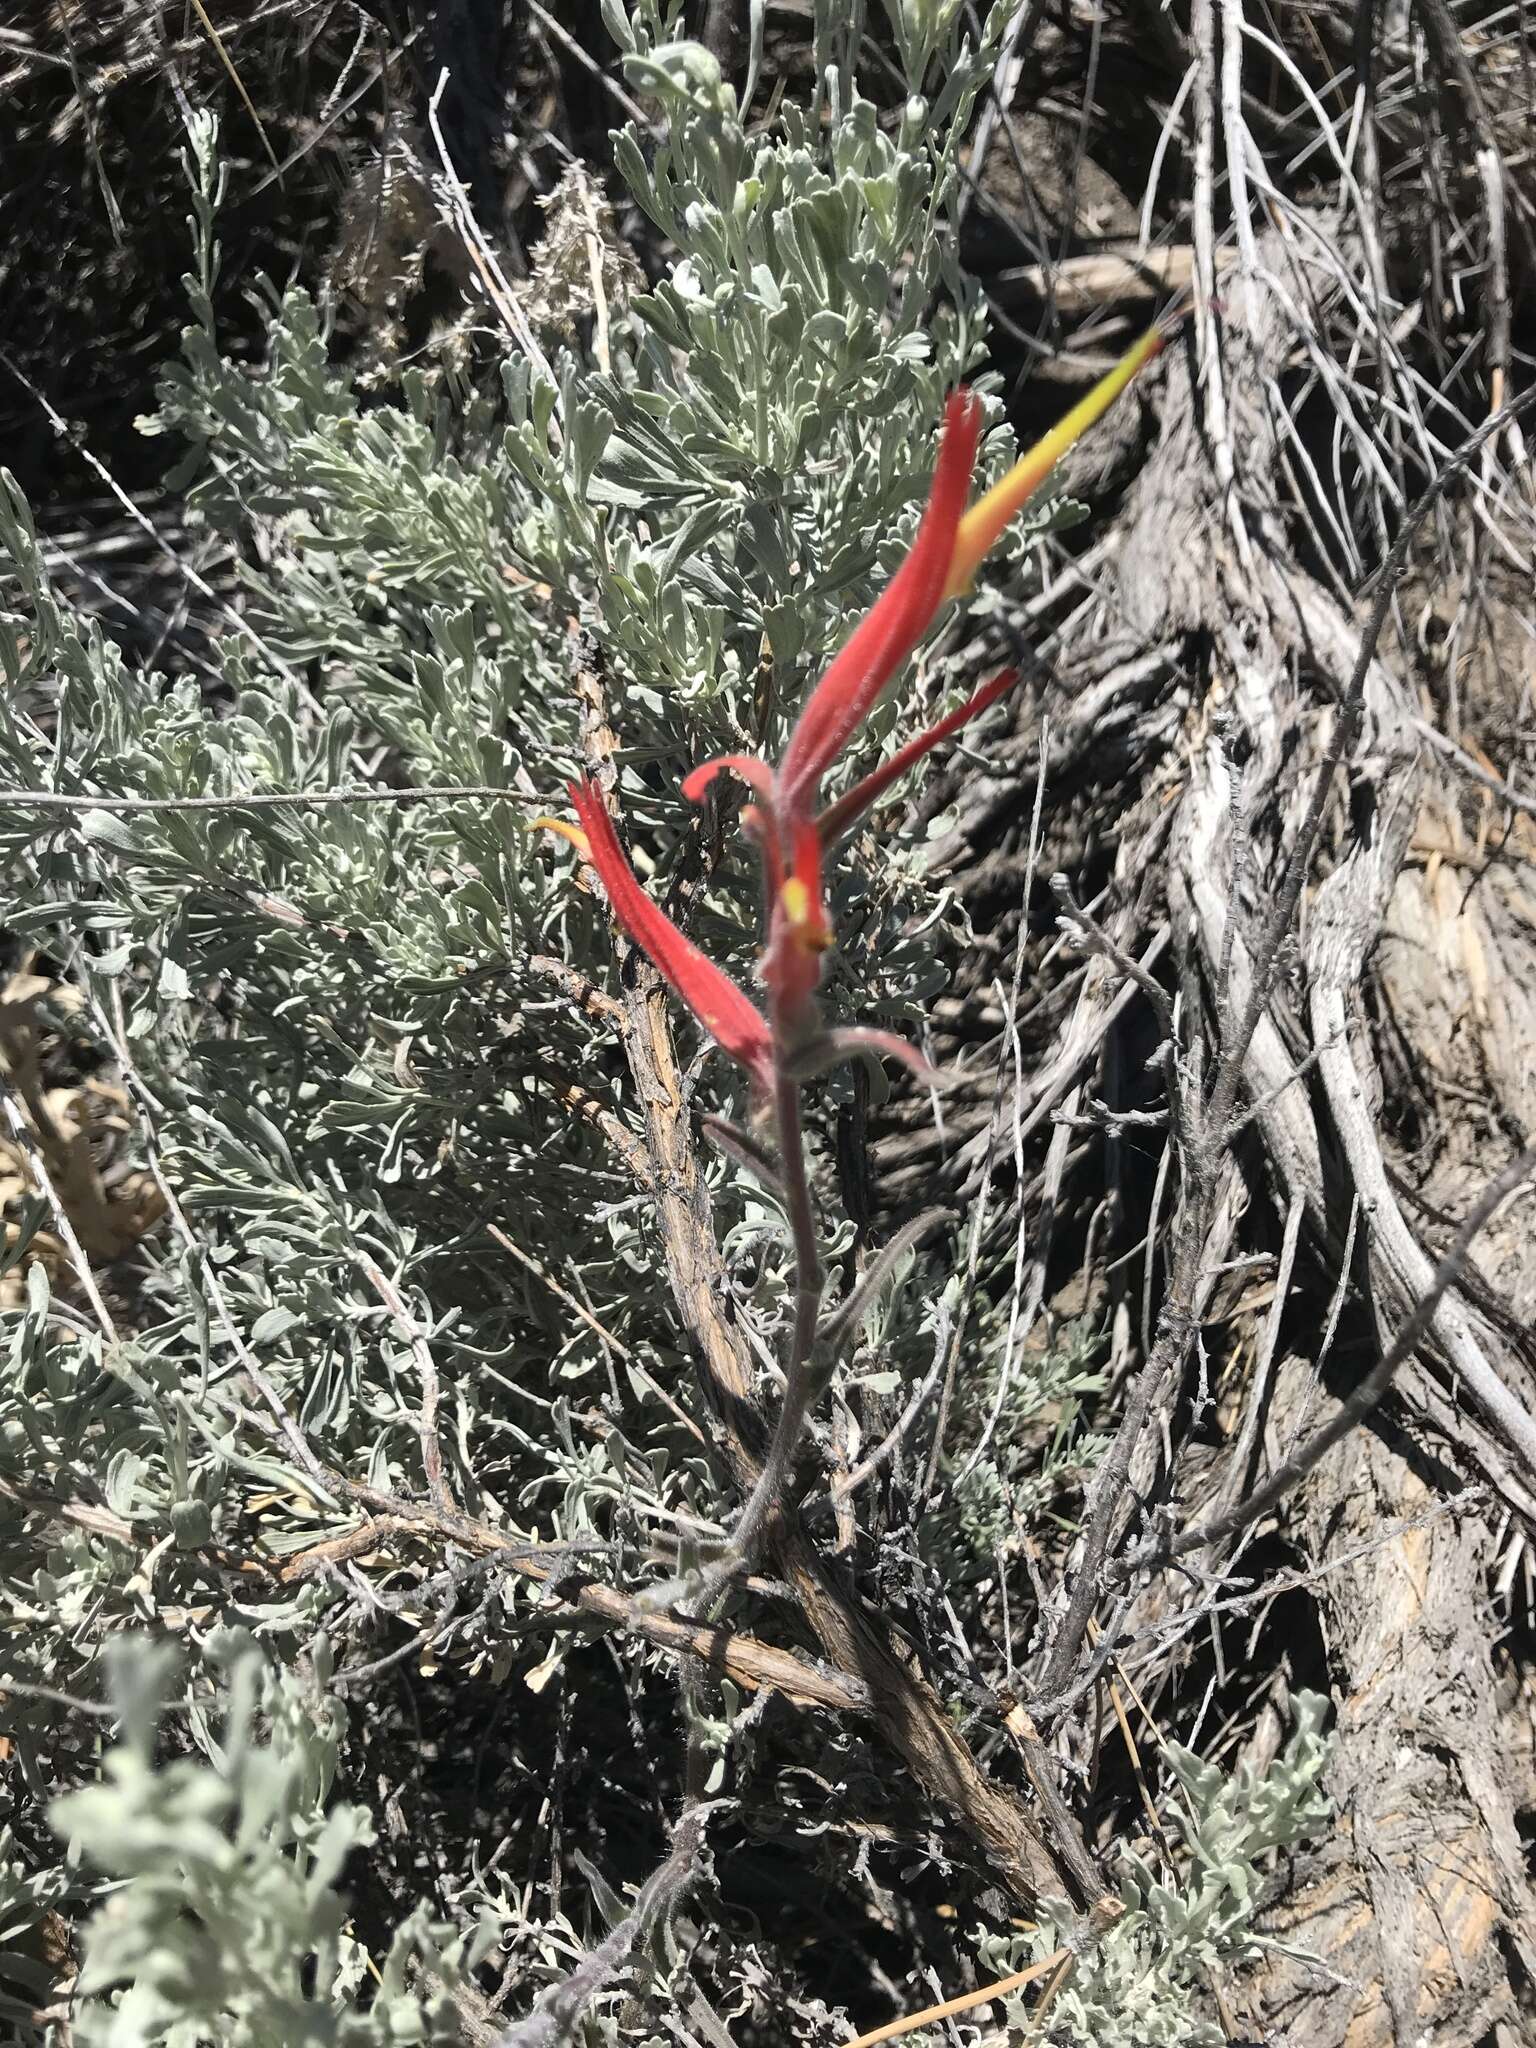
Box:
[816,665,1019,847]
[774,388,984,814]
[567,780,774,1089]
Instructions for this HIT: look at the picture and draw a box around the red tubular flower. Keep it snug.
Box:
[676,394,995,1027]
[775,388,984,815]
[554,322,1179,1083]
[566,780,774,1088]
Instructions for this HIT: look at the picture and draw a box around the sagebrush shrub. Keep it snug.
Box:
[0,5,1329,2042]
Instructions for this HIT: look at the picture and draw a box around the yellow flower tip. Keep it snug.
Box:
[942,321,1170,600]
[531,816,593,860]
[781,878,833,952]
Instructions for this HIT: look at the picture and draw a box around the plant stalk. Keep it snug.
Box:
[723,1060,825,1564]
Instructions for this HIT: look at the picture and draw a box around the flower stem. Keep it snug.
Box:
[724,1061,825,1564]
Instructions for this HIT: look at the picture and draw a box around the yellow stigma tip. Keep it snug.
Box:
[781,878,832,950]
[942,322,1168,600]
[532,817,592,859]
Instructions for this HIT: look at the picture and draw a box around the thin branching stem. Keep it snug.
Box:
[723,1064,825,1566]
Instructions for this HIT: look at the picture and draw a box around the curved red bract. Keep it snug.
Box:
[776,388,984,815]
[568,780,774,1087]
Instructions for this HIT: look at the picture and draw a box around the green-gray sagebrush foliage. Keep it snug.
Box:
[0,2,1332,2041]
[48,1638,485,2047]
[896,1692,1334,2048]
[978,1691,1334,2048]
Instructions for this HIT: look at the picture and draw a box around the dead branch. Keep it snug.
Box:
[494,1799,722,2047]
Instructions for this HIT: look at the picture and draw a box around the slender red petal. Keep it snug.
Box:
[817,668,1020,846]
[567,781,773,1083]
[680,753,777,805]
[777,389,984,811]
